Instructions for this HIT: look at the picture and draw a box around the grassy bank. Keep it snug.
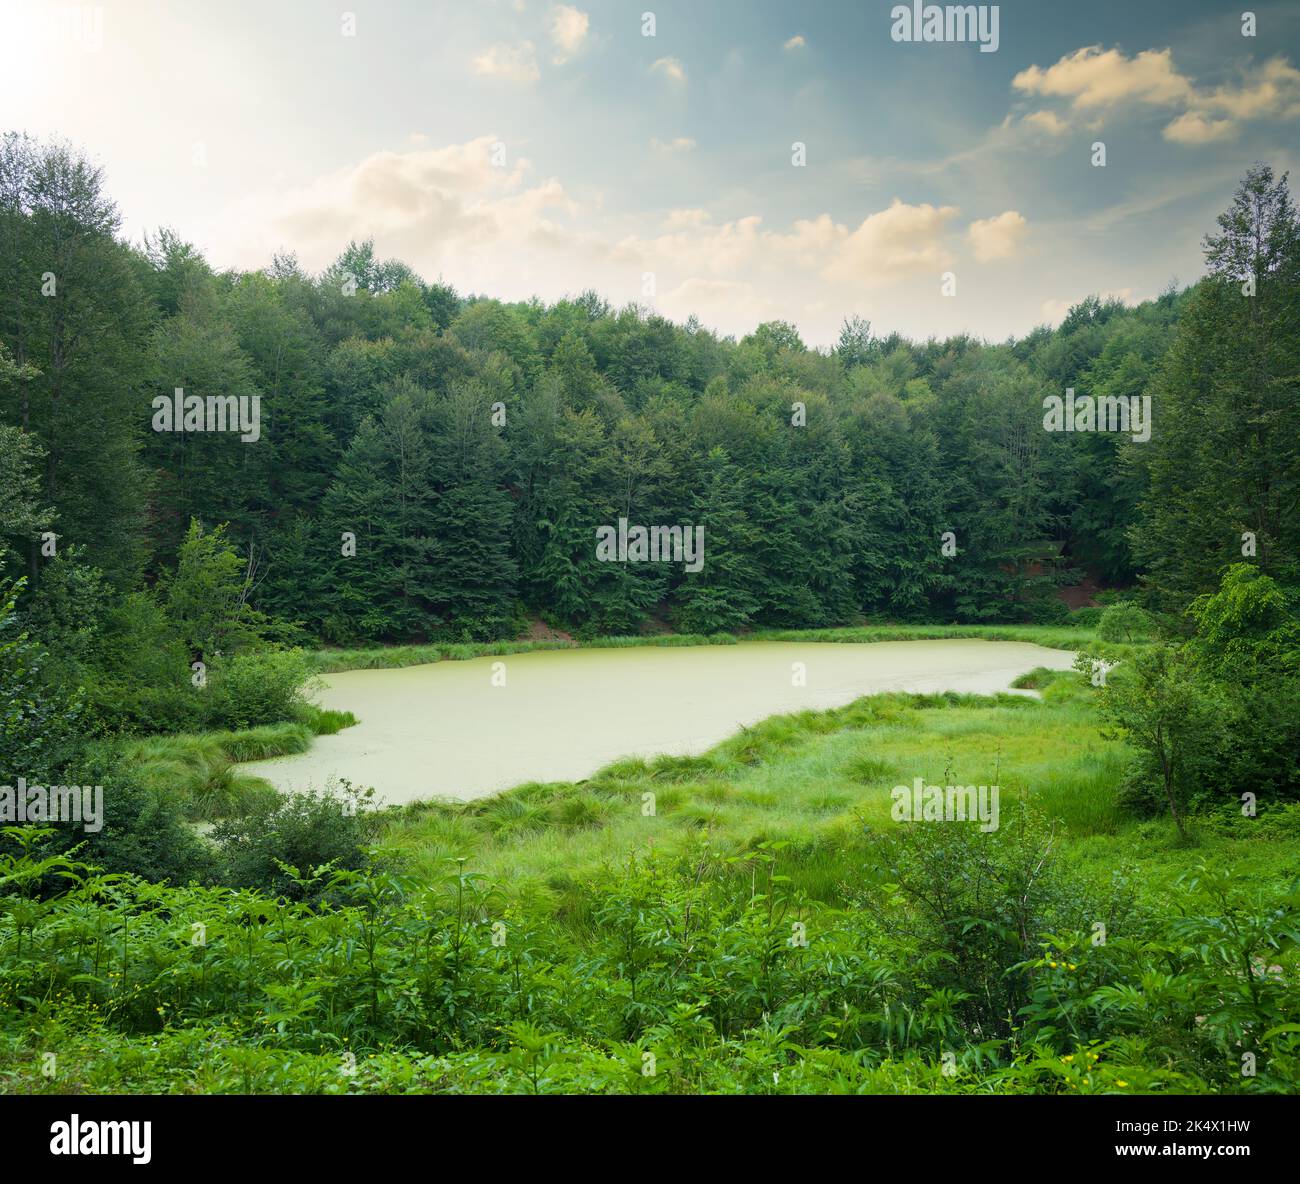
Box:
[5,666,1297,1094]
[378,666,1292,912]
[308,622,1112,674]
[117,706,358,821]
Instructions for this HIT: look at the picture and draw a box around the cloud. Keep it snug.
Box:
[1013,46,1192,110]
[650,137,696,155]
[1022,110,1068,135]
[1197,56,1300,120]
[663,208,709,229]
[548,5,589,64]
[1162,111,1233,144]
[967,211,1027,262]
[209,138,992,343]
[215,136,576,281]
[473,42,540,83]
[823,200,959,285]
[783,35,806,51]
[659,278,782,327]
[1012,45,1300,146]
[650,56,686,84]
[621,200,960,290]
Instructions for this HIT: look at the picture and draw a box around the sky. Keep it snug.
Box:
[3,0,1299,345]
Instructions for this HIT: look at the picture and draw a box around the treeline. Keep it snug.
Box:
[2,133,1298,648]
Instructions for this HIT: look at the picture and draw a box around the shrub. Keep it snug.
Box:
[860,807,1127,1040]
[1097,602,1156,643]
[89,590,201,733]
[211,781,380,899]
[0,579,86,783]
[0,752,214,889]
[203,648,316,731]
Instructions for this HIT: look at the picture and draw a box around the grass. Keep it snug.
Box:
[309,622,1115,673]
[378,670,1132,909]
[372,662,1296,934]
[12,645,1298,1097]
[309,632,735,672]
[117,711,359,821]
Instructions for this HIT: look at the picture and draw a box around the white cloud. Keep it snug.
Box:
[1163,111,1233,144]
[663,208,710,229]
[967,210,1027,262]
[1013,45,1300,146]
[823,200,959,285]
[617,200,960,291]
[548,5,589,64]
[473,42,540,83]
[650,137,696,155]
[659,278,782,328]
[207,139,1021,344]
[214,136,574,281]
[1013,46,1193,110]
[1022,110,1068,135]
[784,35,806,51]
[651,57,686,84]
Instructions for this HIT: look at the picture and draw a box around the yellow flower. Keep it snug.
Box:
[1062,1055,1074,1063]
[1049,961,1058,968]
[1069,964,1077,970]
[1117,1080,1128,1088]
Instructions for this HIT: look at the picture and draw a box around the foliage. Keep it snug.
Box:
[1097,602,1156,643]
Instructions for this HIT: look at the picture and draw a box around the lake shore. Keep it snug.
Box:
[246,638,1079,804]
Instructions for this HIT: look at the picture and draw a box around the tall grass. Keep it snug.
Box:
[118,712,359,822]
[381,669,1128,906]
[309,623,1101,674]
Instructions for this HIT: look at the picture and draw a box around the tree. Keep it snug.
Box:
[162,520,267,660]
[0,133,151,588]
[1096,646,1217,839]
[1097,603,1156,643]
[836,315,874,368]
[0,410,50,578]
[1135,164,1300,608]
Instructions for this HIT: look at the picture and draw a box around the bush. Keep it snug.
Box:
[0,753,214,890]
[88,590,200,733]
[1097,602,1157,643]
[211,781,380,899]
[1069,605,1104,628]
[860,807,1128,1039]
[0,579,86,783]
[203,648,316,731]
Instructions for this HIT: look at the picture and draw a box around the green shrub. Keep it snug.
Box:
[203,648,316,731]
[1097,603,1157,643]
[211,781,380,899]
[0,754,214,889]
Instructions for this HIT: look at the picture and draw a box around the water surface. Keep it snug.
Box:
[241,640,1074,804]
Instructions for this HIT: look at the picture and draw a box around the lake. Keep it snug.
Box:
[239,639,1076,805]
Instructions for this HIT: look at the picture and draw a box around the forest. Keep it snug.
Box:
[1,132,1298,1096]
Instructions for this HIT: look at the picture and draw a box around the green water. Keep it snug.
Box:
[240,639,1076,805]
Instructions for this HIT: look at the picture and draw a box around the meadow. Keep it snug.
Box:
[3,634,1297,1096]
